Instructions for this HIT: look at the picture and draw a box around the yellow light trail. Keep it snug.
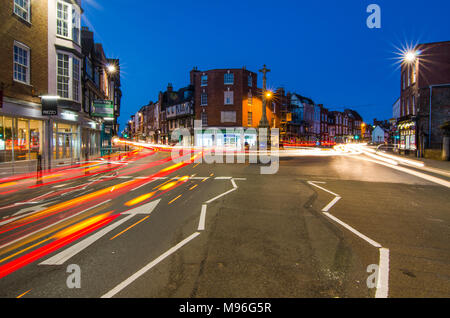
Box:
[168,195,182,205]
[0,204,109,258]
[159,181,178,191]
[0,238,51,264]
[0,182,17,188]
[53,212,113,239]
[153,176,178,190]
[16,289,32,298]
[124,192,155,206]
[109,215,150,241]
[189,184,198,191]
[9,179,136,226]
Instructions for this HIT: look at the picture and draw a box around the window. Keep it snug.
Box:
[201,75,208,86]
[248,92,252,105]
[57,2,69,37]
[201,113,208,126]
[224,72,234,85]
[57,1,81,44]
[57,53,70,98]
[248,112,253,126]
[13,42,30,84]
[248,75,252,87]
[85,57,93,79]
[201,93,208,106]
[57,52,80,101]
[412,64,416,84]
[407,67,411,87]
[412,95,416,114]
[72,7,80,44]
[72,58,80,102]
[14,0,30,22]
[402,72,406,90]
[224,91,234,105]
[221,111,236,123]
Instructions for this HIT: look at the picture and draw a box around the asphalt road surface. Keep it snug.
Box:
[0,145,449,298]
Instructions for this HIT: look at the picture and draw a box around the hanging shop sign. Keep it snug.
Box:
[92,100,114,118]
[41,96,58,116]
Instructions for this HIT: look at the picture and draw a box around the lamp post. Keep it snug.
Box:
[258,64,271,128]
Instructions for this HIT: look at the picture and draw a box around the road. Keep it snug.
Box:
[0,144,449,298]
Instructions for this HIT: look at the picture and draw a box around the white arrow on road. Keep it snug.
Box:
[0,203,53,226]
[39,199,161,266]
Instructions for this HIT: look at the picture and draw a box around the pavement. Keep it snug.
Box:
[0,144,449,298]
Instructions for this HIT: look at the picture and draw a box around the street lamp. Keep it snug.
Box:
[403,50,420,64]
[106,64,117,74]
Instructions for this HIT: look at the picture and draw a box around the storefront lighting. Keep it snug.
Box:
[40,95,60,100]
[61,111,77,121]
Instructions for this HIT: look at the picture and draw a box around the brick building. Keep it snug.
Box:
[190,67,279,147]
[0,0,49,165]
[399,41,450,157]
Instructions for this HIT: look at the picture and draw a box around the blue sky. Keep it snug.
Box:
[81,0,450,131]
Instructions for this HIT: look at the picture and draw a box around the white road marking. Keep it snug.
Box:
[205,188,237,204]
[101,232,201,298]
[215,177,232,180]
[322,212,382,248]
[40,199,161,265]
[352,156,450,188]
[321,196,341,212]
[198,205,207,231]
[0,200,112,250]
[308,180,389,298]
[131,179,155,191]
[52,184,68,188]
[376,248,390,298]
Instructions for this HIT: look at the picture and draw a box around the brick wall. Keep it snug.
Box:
[192,68,258,128]
[0,0,48,105]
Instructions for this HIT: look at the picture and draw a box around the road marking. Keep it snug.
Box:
[322,212,381,248]
[189,184,198,191]
[198,205,207,231]
[131,179,155,191]
[215,177,232,180]
[352,156,450,188]
[376,248,390,298]
[101,232,201,298]
[193,163,200,168]
[39,200,160,265]
[322,196,341,212]
[308,181,389,298]
[52,184,68,188]
[201,177,209,182]
[0,204,51,226]
[168,195,182,205]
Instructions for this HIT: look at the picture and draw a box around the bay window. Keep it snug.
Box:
[57,52,81,102]
[56,1,81,45]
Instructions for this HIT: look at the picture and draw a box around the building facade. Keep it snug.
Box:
[399,41,450,156]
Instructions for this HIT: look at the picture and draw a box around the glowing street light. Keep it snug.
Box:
[107,64,117,74]
[403,50,419,64]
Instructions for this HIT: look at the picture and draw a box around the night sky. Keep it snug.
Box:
[81,0,450,132]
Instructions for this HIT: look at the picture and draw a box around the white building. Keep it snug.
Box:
[372,126,388,144]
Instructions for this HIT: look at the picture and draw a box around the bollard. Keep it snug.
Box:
[36,154,43,184]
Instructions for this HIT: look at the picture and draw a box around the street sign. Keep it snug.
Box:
[92,100,114,118]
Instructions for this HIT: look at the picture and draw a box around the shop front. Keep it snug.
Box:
[398,119,417,153]
[0,115,44,163]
